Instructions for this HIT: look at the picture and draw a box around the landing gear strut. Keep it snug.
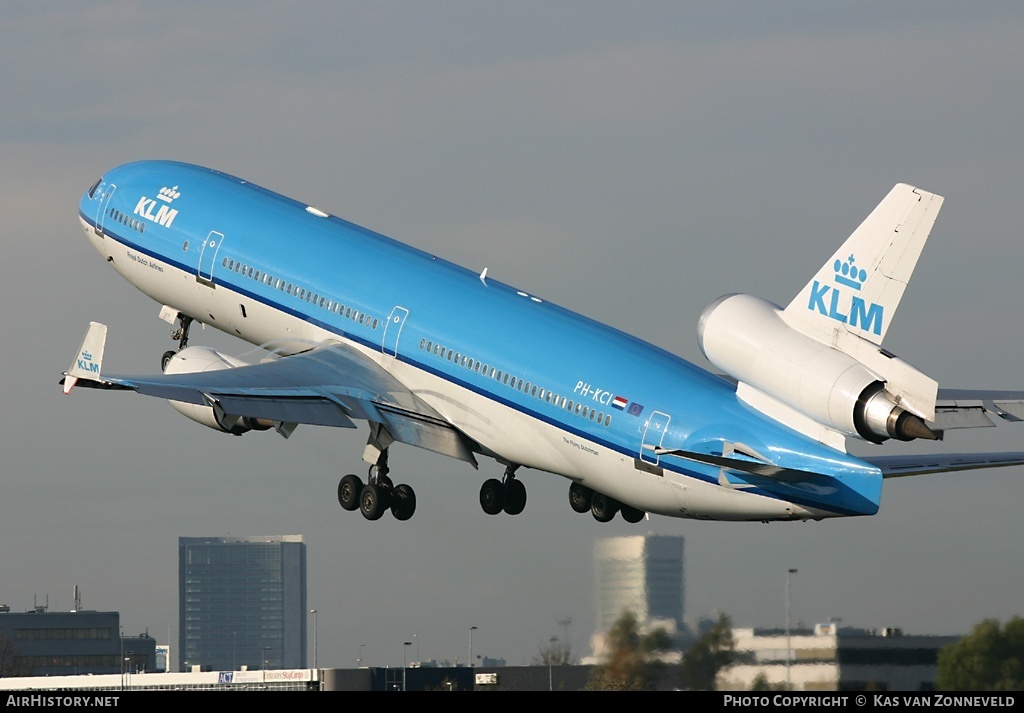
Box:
[171,314,193,350]
[479,464,527,516]
[161,313,195,372]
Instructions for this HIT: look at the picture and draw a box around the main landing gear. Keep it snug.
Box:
[479,464,527,516]
[161,313,194,372]
[337,449,417,522]
[568,482,645,523]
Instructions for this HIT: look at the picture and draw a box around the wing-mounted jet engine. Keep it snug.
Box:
[162,346,275,435]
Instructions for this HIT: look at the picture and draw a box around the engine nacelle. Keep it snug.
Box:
[698,294,937,443]
[164,346,273,435]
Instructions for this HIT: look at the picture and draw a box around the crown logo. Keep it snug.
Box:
[833,254,866,290]
[157,185,181,203]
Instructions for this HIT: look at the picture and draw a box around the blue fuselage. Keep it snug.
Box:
[78,160,882,520]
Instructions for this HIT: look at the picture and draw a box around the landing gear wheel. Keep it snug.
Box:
[591,493,619,523]
[360,483,389,521]
[503,479,527,516]
[391,484,417,521]
[569,483,593,513]
[161,350,176,372]
[620,504,645,523]
[480,479,504,515]
[337,474,363,511]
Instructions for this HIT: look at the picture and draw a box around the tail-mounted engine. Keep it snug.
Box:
[698,294,939,444]
[163,346,274,435]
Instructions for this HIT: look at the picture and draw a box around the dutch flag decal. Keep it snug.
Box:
[612,395,628,410]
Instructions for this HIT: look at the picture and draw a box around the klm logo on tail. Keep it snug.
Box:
[807,255,884,336]
[77,350,100,374]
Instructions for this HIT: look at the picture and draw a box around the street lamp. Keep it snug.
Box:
[262,646,272,689]
[786,568,798,690]
[403,641,412,691]
[469,626,478,669]
[549,637,558,691]
[357,643,365,668]
[310,609,318,669]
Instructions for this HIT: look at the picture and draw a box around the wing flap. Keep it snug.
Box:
[213,394,356,428]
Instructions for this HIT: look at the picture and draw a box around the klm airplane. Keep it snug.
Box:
[63,161,1024,523]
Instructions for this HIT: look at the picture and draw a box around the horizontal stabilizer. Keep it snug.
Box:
[931,389,1024,430]
[863,452,1024,478]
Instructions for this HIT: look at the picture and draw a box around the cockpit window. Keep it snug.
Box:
[87,178,102,199]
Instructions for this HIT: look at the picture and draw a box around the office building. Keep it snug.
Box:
[179,535,307,672]
[718,623,960,691]
[592,535,686,655]
[0,604,156,676]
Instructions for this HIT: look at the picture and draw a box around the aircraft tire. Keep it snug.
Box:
[479,479,504,515]
[360,483,387,521]
[568,483,593,513]
[391,484,417,521]
[338,474,363,511]
[161,350,176,372]
[591,493,619,523]
[620,504,645,523]
[503,479,527,516]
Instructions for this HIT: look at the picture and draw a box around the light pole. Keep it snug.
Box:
[549,636,558,691]
[262,646,272,689]
[786,568,798,690]
[357,643,365,668]
[310,609,318,669]
[403,641,412,691]
[469,626,477,669]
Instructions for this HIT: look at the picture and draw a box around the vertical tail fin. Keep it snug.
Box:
[782,184,944,346]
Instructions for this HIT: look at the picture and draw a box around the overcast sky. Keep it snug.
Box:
[3,2,1024,668]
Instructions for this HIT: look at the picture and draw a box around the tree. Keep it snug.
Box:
[679,613,738,690]
[749,672,787,691]
[937,616,1024,691]
[531,638,574,666]
[0,634,32,678]
[587,610,672,690]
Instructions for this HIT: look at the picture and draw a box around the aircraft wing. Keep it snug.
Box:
[861,452,1024,478]
[930,389,1024,430]
[62,323,478,465]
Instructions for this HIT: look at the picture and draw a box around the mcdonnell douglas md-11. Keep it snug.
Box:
[63,162,1024,523]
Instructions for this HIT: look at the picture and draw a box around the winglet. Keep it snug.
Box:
[63,322,108,394]
[783,184,944,346]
